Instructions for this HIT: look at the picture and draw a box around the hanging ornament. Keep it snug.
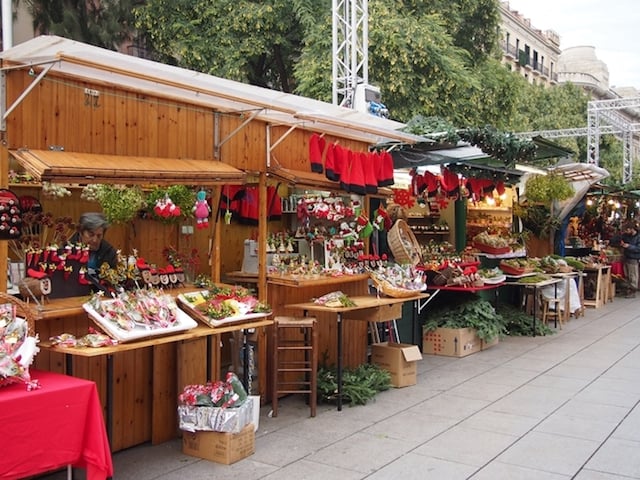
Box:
[435,193,449,210]
[392,188,415,209]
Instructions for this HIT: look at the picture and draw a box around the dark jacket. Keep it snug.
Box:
[614,231,640,261]
[68,232,118,269]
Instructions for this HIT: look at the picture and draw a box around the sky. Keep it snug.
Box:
[504,0,640,89]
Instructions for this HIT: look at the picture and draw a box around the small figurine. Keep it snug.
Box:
[193,190,211,229]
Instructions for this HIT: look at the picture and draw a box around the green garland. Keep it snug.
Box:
[402,115,537,165]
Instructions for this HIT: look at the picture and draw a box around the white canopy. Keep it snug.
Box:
[1,36,424,146]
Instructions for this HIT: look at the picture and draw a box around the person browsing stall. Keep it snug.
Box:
[69,212,118,273]
[613,221,640,298]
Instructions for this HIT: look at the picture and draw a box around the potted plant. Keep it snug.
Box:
[516,173,574,254]
[81,184,147,225]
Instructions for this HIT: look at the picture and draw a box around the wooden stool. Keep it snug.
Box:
[540,293,563,330]
[271,316,318,418]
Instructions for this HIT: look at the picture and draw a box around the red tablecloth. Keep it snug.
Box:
[0,369,113,479]
[611,261,624,276]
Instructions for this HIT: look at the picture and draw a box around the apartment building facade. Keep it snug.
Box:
[499,1,561,87]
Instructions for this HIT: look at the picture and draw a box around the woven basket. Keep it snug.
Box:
[370,274,422,298]
[0,293,37,388]
[388,219,422,266]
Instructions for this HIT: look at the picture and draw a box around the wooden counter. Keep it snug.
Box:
[31,286,271,452]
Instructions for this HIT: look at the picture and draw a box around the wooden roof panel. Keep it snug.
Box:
[10,149,246,185]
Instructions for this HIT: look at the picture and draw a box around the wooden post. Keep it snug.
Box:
[258,173,268,302]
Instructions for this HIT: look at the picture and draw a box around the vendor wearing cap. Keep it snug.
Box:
[613,221,640,298]
[68,212,118,274]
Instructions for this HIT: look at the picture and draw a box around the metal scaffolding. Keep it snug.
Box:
[332,0,368,108]
[515,97,640,184]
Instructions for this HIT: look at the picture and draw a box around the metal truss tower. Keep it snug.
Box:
[515,97,640,184]
[587,97,640,184]
[332,0,368,108]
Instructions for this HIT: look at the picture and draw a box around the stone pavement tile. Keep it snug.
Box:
[574,468,640,479]
[589,376,640,396]
[527,373,591,393]
[469,461,571,479]
[153,458,278,480]
[412,426,517,467]
[110,439,203,480]
[584,438,640,478]
[445,379,517,402]
[305,431,415,474]
[534,413,620,442]
[601,365,640,382]
[487,385,573,420]
[264,410,370,443]
[251,430,330,468]
[545,363,607,381]
[611,405,640,442]
[562,351,629,370]
[502,355,564,374]
[365,452,477,480]
[363,411,458,445]
[554,399,631,424]
[406,393,490,421]
[416,362,487,390]
[322,392,414,424]
[473,366,539,387]
[496,431,599,476]
[574,384,640,408]
[377,380,443,406]
[459,410,541,437]
[260,459,362,480]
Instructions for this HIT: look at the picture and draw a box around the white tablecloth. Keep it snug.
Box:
[540,277,582,314]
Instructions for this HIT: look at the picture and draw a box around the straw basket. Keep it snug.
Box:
[0,292,35,335]
[388,219,422,266]
[370,274,421,298]
[0,293,37,388]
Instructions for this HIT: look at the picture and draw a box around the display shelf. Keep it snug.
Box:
[406,214,449,238]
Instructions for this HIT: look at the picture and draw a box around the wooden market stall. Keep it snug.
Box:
[0,36,420,451]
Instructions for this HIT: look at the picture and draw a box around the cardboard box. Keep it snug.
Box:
[371,342,423,387]
[481,336,499,351]
[182,423,255,465]
[248,395,260,432]
[178,398,253,433]
[423,327,481,358]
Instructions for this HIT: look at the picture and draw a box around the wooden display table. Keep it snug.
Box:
[39,319,272,448]
[504,277,564,336]
[583,265,611,309]
[31,285,272,452]
[285,293,429,411]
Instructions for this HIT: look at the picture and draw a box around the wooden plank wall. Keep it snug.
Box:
[3,68,377,451]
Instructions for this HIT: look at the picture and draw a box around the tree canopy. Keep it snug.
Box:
[19,0,633,186]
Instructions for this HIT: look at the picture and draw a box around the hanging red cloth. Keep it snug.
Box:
[377,150,395,187]
[363,152,379,194]
[309,133,325,173]
[423,171,439,198]
[440,167,460,198]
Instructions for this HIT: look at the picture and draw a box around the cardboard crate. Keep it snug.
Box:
[182,423,255,465]
[178,397,253,433]
[481,336,499,351]
[423,327,481,358]
[371,342,423,387]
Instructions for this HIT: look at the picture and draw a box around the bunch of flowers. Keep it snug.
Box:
[86,289,180,331]
[0,303,40,390]
[184,285,270,320]
[41,182,71,199]
[179,372,248,408]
